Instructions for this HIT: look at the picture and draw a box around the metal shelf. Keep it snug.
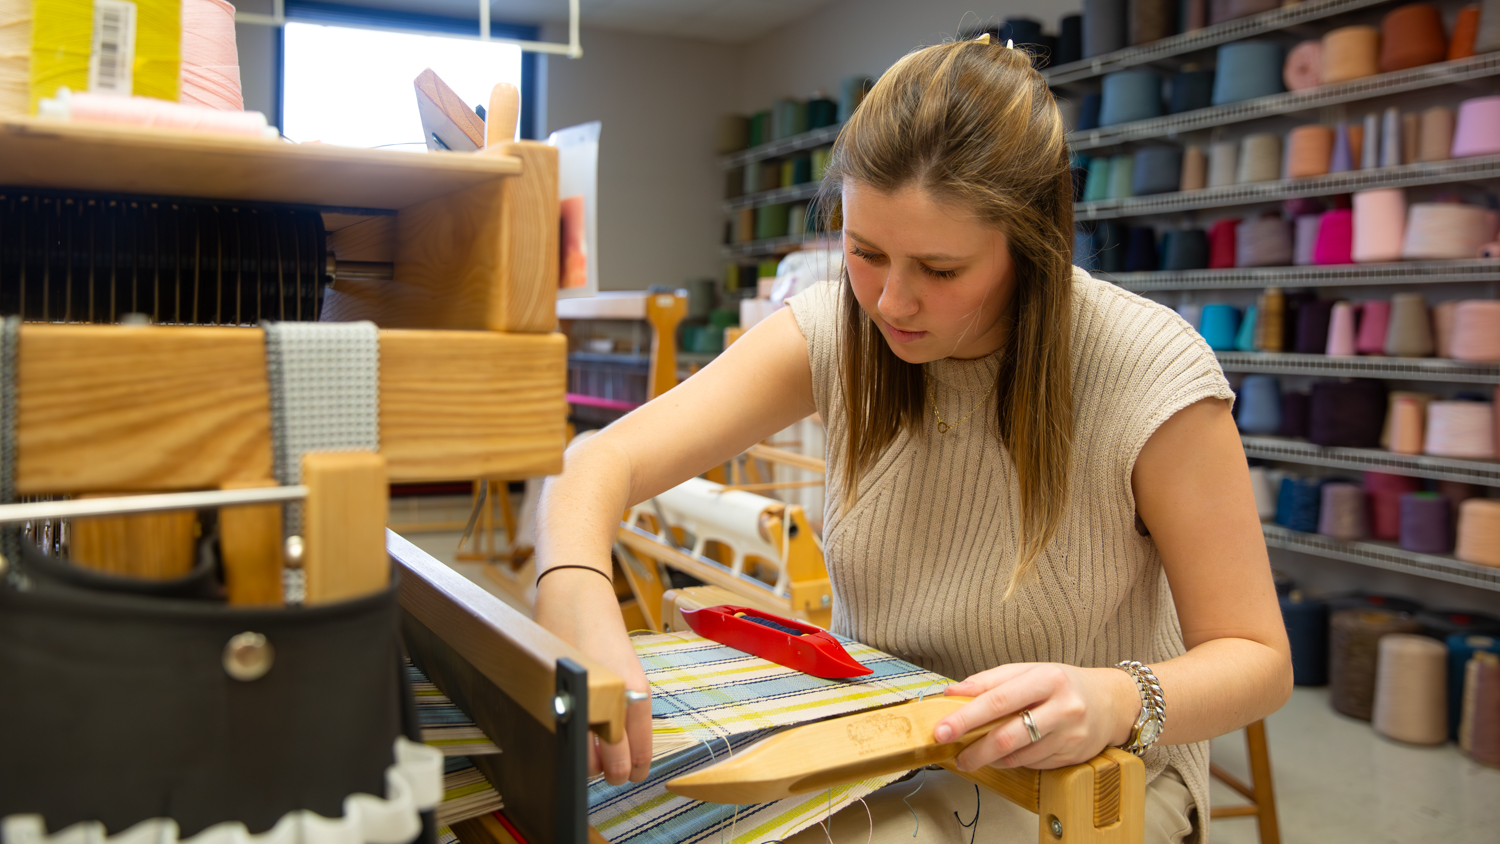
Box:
[1069,54,1500,152]
[1045,0,1394,86]
[1076,154,1500,220]
[1262,524,1500,591]
[722,231,818,260]
[724,180,822,213]
[1242,435,1500,487]
[1105,260,1500,291]
[1217,352,1500,384]
[721,123,842,170]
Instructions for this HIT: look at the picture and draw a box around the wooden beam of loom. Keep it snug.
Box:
[13,325,566,494]
[389,530,627,743]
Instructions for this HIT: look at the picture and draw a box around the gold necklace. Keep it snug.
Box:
[927,378,998,434]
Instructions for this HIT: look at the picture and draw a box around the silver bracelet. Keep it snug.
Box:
[1115,660,1166,756]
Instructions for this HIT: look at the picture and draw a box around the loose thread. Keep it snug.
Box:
[824,788,835,844]
[953,784,981,844]
[857,796,874,844]
[903,767,930,837]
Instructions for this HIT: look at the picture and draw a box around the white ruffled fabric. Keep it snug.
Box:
[3,739,442,844]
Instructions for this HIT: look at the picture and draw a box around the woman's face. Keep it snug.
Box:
[842,180,1015,363]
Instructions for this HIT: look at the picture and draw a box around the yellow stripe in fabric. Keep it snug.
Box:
[30,0,179,110]
[594,789,681,832]
[669,680,947,735]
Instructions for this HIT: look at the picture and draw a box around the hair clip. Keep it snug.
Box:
[973,32,990,44]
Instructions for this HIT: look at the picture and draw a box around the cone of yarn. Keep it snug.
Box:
[1208,140,1239,187]
[1383,293,1433,356]
[1250,466,1279,519]
[1418,107,1456,162]
[1382,391,1435,447]
[1276,476,1323,531]
[1309,379,1386,447]
[1168,69,1216,114]
[1236,216,1292,267]
[1450,4,1481,59]
[1459,651,1500,766]
[1213,41,1285,105]
[1083,0,1128,57]
[1129,0,1177,46]
[1161,228,1209,270]
[1402,112,1420,165]
[1319,482,1368,539]
[1284,291,1316,350]
[1477,0,1500,52]
[1326,301,1357,355]
[1178,303,1203,330]
[1259,287,1286,351]
[1451,301,1500,361]
[1210,0,1279,25]
[1322,26,1381,84]
[1132,147,1183,195]
[1184,0,1207,30]
[1347,122,1366,169]
[1286,125,1334,177]
[1100,70,1163,125]
[1313,209,1355,264]
[1074,229,1098,272]
[1084,156,1112,201]
[1097,221,1127,272]
[1452,96,1500,158]
[1180,145,1208,191]
[1330,123,1355,171]
[1124,226,1160,271]
[1282,592,1330,685]
[1208,218,1239,268]
[1457,499,1500,568]
[1372,634,1449,745]
[1362,112,1381,169]
[1056,14,1084,64]
[1356,299,1391,353]
[1448,635,1500,740]
[1278,391,1310,437]
[181,0,245,111]
[1353,189,1407,263]
[1366,471,1423,540]
[1200,304,1241,350]
[1281,40,1324,91]
[1107,153,1136,199]
[1293,215,1323,265]
[1380,107,1403,168]
[1425,401,1496,458]
[1331,608,1424,721]
[1077,93,1103,132]
[1237,133,1283,183]
[1378,4,1449,73]
[1294,298,1336,353]
[1401,492,1453,553]
[1402,204,1492,260]
[1389,396,1426,454]
[1236,304,1259,350]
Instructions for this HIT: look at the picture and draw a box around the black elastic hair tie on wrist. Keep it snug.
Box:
[535,564,614,587]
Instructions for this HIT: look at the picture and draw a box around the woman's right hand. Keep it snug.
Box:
[534,567,653,785]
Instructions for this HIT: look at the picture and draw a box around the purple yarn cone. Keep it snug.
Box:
[1330,123,1354,173]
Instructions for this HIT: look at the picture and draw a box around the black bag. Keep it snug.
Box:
[0,538,427,838]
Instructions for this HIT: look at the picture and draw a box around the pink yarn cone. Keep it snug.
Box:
[1357,299,1392,355]
[1326,301,1358,356]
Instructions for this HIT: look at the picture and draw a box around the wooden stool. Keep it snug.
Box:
[1210,719,1281,844]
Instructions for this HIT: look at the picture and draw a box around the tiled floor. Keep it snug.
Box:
[402,531,1500,844]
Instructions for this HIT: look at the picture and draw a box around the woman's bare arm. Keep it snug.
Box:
[533,307,817,784]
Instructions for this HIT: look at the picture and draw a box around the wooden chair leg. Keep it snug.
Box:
[1210,720,1280,844]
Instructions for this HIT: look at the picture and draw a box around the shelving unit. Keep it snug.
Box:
[1105,260,1500,291]
[723,231,820,260]
[1068,54,1500,151]
[1261,524,1500,591]
[724,180,823,213]
[1216,352,1500,383]
[1241,435,1500,487]
[1042,0,1396,85]
[721,123,842,169]
[1077,154,1500,220]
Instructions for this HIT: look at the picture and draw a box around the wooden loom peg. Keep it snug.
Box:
[302,451,389,605]
[219,479,285,605]
[484,82,521,148]
[665,696,1003,803]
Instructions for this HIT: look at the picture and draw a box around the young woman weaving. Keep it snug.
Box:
[533,38,1292,843]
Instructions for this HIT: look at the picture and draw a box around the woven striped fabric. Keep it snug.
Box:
[437,756,504,828]
[408,663,502,757]
[588,631,953,844]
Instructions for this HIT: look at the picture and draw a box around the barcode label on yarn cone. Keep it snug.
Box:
[89,0,139,96]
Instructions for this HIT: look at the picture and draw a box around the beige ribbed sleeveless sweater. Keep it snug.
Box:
[788,268,1235,843]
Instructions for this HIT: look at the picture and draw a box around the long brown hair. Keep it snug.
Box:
[819,39,1075,599]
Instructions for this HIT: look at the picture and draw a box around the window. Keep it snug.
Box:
[279,2,535,150]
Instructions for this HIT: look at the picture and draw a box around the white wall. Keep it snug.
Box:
[542,25,742,291]
[736,0,1079,113]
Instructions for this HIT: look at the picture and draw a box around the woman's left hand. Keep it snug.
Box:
[932,663,1142,771]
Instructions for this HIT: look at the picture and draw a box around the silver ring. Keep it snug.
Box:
[625,690,650,704]
[1021,709,1042,744]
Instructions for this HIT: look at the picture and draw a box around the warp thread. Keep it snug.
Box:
[1371,633,1449,745]
[1330,608,1423,721]
[1400,492,1452,553]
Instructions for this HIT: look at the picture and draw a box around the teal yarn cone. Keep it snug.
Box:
[1238,374,1283,435]
[1107,154,1135,199]
[1199,303,1242,350]
[1237,304,1259,350]
[1084,156,1112,202]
